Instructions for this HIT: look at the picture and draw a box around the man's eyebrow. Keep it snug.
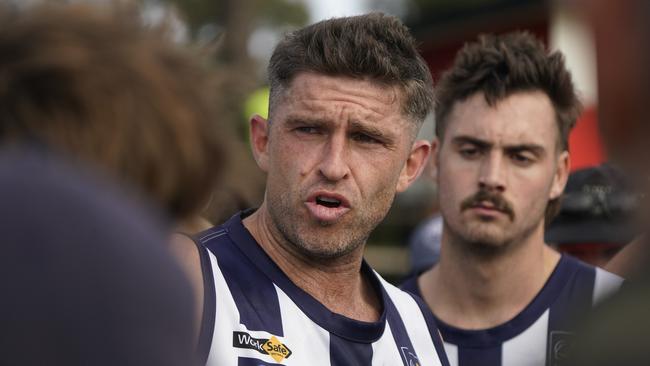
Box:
[451,135,492,149]
[283,116,330,127]
[349,120,394,140]
[451,136,547,156]
[504,143,546,156]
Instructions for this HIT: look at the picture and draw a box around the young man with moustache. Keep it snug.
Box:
[401,32,622,366]
[173,13,450,366]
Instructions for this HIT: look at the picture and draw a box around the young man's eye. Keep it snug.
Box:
[459,147,480,158]
[510,152,534,165]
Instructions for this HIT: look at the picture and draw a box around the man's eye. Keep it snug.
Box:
[510,152,534,165]
[352,133,380,144]
[295,126,320,134]
[459,147,480,158]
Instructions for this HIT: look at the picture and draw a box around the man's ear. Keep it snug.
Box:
[249,114,270,172]
[396,139,431,193]
[549,151,570,200]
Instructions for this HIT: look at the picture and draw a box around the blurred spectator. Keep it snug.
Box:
[546,164,640,267]
[408,214,443,274]
[0,146,197,366]
[0,2,224,222]
[0,2,228,361]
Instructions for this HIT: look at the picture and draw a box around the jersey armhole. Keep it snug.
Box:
[178,232,216,366]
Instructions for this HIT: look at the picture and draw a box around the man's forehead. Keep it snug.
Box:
[445,91,558,146]
[284,72,401,106]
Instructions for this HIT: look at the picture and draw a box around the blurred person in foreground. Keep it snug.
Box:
[173,13,451,366]
[400,32,622,366]
[568,1,650,365]
[0,147,197,366]
[0,3,225,363]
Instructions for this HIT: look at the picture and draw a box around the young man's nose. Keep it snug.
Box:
[478,153,506,192]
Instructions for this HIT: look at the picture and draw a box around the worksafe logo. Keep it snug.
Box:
[233,331,293,363]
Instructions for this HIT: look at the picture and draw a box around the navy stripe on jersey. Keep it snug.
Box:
[200,227,284,336]
[384,295,420,366]
[195,238,217,365]
[545,257,595,365]
[459,346,500,366]
[329,333,373,365]
[547,256,594,331]
[410,293,453,365]
[238,357,281,366]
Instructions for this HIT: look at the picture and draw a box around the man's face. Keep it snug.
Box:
[250,72,429,259]
[435,91,569,251]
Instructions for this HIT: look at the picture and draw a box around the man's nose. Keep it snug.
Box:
[478,153,506,192]
[318,134,350,182]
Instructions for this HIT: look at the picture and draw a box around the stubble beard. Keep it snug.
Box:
[266,187,394,261]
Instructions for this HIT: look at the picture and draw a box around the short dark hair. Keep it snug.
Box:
[0,4,224,220]
[268,13,433,131]
[435,31,582,152]
[435,32,582,223]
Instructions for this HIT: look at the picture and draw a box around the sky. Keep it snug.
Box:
[302,0,369,22]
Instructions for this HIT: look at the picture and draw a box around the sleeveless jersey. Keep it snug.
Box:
[400,255,623,366]
[195,212,451,366]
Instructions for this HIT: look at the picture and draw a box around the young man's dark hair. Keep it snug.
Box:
[0,3,224,220]
[268,12,434,135]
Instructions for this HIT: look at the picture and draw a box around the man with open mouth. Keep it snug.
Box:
[172,13,450,366]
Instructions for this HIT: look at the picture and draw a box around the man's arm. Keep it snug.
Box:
[169,233,205,347]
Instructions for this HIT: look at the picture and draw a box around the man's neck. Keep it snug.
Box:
[419,225,560,330]
[242,204,381,322]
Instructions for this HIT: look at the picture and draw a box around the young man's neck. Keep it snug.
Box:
[419,223,560,330]
[243,203,381,322]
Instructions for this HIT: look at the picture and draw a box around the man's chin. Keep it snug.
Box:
[457,225,513,252]
[293,240,359,261]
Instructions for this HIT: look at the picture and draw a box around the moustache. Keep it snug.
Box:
[460,189,515,221]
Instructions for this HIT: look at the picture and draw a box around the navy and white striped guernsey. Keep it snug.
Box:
[194,211,451,366]
[401,255,623,366]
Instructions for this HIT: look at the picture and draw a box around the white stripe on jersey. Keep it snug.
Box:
[205,249,240,365]
[592,268,624,305]
[502,309,549,366]
[371,322,409,366]
[275,285,331,366]
[379,275,444,366]
[443,342,459,366]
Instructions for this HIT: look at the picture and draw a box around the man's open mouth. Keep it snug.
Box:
[316,195,342,208]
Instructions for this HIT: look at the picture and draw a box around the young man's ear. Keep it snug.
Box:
[249,114,270,172]
[396,139,431,192]
[428,138,440,182]
[549,151,570,200]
